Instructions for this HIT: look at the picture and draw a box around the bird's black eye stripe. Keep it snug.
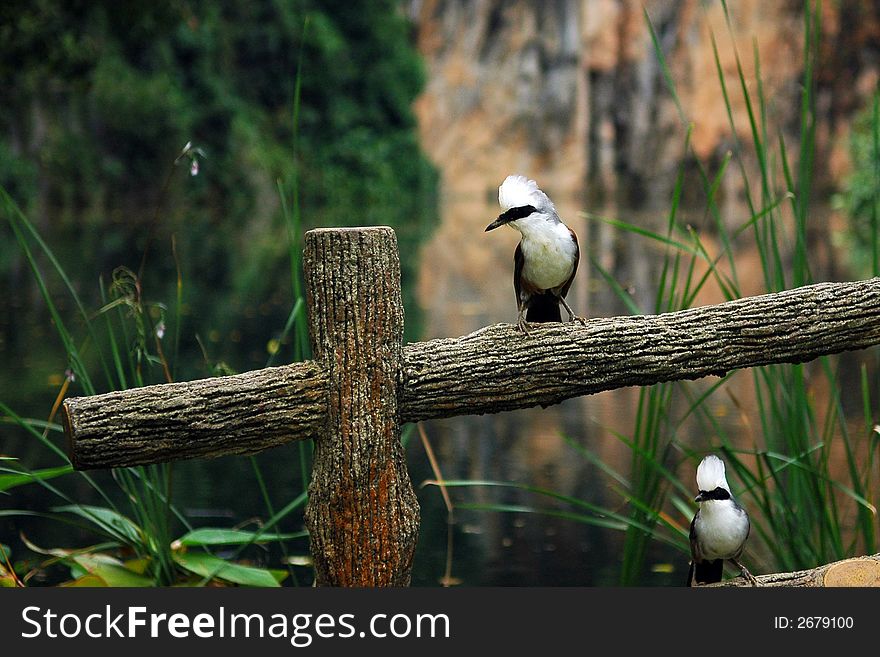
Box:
[699,487,731,501]
[499,204,538,222]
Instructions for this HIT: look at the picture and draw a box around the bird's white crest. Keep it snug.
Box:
[498,174,556,212]
[696,454,730,492]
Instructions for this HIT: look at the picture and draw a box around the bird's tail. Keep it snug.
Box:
[525,293,562,323]
[687,559,724,586]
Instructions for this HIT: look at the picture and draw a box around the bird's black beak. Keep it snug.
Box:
[694,491,706,503]
[485,205,537,232]
[485,213,513,232]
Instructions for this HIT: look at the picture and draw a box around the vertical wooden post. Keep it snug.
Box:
[303,227,420,586]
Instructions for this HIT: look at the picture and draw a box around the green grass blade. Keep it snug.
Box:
[587,250,642,315]
[0,465,73,493]
[1,189,110,393]
[643,6,687,125]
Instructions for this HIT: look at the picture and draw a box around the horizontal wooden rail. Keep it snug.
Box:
[63,277,880,469]
[707,553,880,587]
[64,363,326,469]
[399,276,880,420]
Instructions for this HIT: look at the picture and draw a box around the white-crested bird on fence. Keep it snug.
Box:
[485,175,585,333]
[687,454,757,586]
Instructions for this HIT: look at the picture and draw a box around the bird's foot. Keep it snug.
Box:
[560,298,587,326]
[733,560,758,586]
[517,317,532,334]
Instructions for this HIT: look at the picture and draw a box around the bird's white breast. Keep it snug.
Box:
[517,219,576,291]
[694,500,749,560]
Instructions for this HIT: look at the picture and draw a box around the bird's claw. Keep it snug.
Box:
[733,560,758,586]
[560,298,586,326]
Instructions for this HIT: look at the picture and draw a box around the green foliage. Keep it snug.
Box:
[834,92,880,278]
[1,1,435,587]
[0,0,437,386]
[172,551,286,587]
[0,461,73,493]
[175,528,308,547]
[596,0,879,583]
[2,512,297,587]
[1,189,308,586]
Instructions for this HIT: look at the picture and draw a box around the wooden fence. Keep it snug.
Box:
[62,227,880,586]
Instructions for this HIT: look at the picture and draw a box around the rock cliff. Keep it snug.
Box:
[406,0,879,335]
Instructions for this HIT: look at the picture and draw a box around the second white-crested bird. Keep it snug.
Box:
[485,175,584,332]
[687,454,757,586]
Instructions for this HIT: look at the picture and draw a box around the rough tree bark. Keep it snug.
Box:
[399,277,880,420]
[63,277,880,468]
[707,553,880,587]
[63,362,326,469]
[302,227,420,587]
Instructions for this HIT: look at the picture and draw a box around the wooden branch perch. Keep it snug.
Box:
[63,362,326,469]
[706,553,880,587]
[400,277,880,420]
[63,276,880,468]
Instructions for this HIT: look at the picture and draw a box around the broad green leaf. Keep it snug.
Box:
[0,554,18,588]
[65,553,154,586]
[61,574,107,587]
[174,528,308,547]
[172,551,285,587]
[87,563,155,587]
[123,558,151,575]
[52,505,143,545]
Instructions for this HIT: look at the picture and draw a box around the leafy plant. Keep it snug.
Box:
[1,3,437,586]
[0,146,311,586]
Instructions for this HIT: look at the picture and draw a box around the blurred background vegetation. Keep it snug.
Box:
[1,0,878,587]
[0,0,436,383]
[1,0,438,586]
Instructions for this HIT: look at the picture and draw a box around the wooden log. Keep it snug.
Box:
[302,227,420,586]
[63,277,880,468]
[706,553,880,587]
[399,277,880,421]
[63,362,326,469]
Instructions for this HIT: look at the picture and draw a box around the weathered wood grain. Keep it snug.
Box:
[399,277,880,420]
[64,277,880,468]
[302,227,420,586]
[63,362,326,469]
[706,553,880,587]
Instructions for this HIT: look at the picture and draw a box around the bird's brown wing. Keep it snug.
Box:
[558,227,580,298]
